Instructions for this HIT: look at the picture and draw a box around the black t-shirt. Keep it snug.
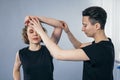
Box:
[19,45,54,80]
[82,38,114,80]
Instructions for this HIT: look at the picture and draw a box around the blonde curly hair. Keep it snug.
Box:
[22,26,46,44]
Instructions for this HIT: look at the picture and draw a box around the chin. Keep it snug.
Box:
[34,43,40,45]
[33,42,40,44]
[86,35,92,37]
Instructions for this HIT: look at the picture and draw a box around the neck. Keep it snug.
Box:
[94,30,108,43]
[29,43,41,51]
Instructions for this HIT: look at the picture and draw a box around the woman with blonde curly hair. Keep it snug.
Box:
[13,16,64,80]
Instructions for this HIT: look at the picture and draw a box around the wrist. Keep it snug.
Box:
[38,16,42,22]
[66,30,71,34]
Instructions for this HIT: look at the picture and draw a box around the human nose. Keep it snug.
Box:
[82,26,85,31]
[33,31,38,36]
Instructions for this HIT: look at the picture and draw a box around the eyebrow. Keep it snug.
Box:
[82,22,87,25]
[28,29,34,32]
[28,28,34,30]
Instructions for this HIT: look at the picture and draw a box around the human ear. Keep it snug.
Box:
[95,23,101,30]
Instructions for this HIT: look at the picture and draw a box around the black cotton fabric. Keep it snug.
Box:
[82,38,114,80]
[19,45,54,80]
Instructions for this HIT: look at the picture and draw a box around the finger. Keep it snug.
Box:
[29,17,37,23]
[35,17,40,24]
[31,17,40,26]
[32,17,38,23]
[24,16,30,24]
[28,18,34,26]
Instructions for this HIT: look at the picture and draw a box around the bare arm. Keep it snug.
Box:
[66,31,91,48]
[38,16,64,44]
[25,16,63,44]
[62,21,91,48]
[29,18,90,61]
[13,52,21,80]
[66,30,82,49]
[38,16,63,27]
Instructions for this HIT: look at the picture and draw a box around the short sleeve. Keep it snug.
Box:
[82,43,105,64]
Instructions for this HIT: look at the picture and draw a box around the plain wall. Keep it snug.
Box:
[0,0,91,80]
[0,0,119,80]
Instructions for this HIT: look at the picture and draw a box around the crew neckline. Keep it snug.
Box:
[92,38,111,44]
[27,45,43,52]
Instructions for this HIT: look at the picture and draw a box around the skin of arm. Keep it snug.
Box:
[25,16,63,44]
[13,52,21,80]
[62,22,91,49]
[38,16,64,44]
[29,18,90,61]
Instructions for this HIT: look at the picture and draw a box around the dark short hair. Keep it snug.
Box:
[22,26,47,44]
[82,6,107,29]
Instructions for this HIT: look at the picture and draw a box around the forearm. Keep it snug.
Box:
[13,70,21,80]
[67,31,82,49]
[39,16,63,27]
[38,30,89,61]
[37,28,62,59]
[29,17,63,59]
[38,16,63,44]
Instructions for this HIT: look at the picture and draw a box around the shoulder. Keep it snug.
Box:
[98,38,114,48]
[41,45,50,53]
[41,45,52,57]
[41,45,48,50]
[19,46,28,55]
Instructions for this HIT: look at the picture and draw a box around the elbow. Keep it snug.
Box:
[74,43,82,49]
[74,46,79,49]
[74,45,80,49]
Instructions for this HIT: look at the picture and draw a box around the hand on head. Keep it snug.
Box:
[24,16,70,34]
[24,16,39,26]
[25,16,44,34]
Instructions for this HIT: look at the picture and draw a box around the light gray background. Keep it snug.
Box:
[0,0,119,80]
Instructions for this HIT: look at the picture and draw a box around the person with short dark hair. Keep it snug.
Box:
[29,6,115,80]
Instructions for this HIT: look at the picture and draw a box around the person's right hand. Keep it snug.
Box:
[60,21,70,33]
[24,16,39,26]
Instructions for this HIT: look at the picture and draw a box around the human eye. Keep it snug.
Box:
[29,29,34,33]
[83,24,87,27]
[82,22,87,27]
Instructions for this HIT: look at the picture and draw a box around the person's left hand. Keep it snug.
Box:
[29,17,44,34]
[24,16,39,26]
